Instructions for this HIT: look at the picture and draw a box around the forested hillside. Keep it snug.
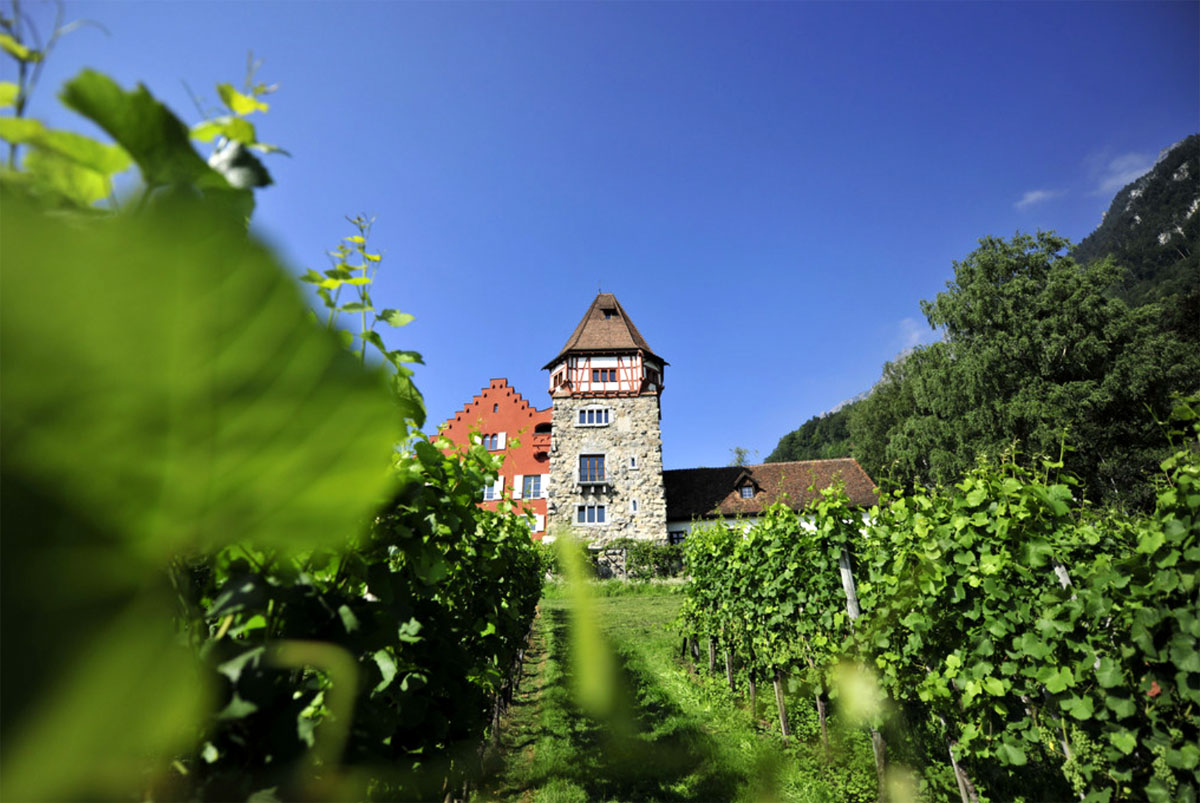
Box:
[768,134,1200,508]
[765,404,856,462]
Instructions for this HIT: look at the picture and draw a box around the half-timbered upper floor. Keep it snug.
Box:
[543,293,666,398]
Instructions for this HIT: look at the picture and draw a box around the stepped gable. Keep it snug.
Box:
[663,458,876,520]
[542,293,666,369]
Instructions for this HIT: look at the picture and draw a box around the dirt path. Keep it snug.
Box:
[476,591,806,803]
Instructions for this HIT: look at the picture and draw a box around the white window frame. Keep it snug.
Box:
[740,485,754,499]
[576,504,607,525]
[576,407,611,427]
[522,474,541,499]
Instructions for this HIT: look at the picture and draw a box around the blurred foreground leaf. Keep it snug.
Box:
[0,193,402,799]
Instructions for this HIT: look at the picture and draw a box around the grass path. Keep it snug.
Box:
[477,589,875,803]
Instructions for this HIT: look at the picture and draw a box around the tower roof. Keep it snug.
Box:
[542,293,666,369]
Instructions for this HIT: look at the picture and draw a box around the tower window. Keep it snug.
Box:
[631,499,638,513]
[493,403,498,413]
[579,454,606,483]
[577,408,610,426]
[592,368,615,382]
[577,504,607,524]
[602,308,616,319]
[630,455,638,469]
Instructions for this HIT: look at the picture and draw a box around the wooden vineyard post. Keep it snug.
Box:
[840,546,888,798]
[721,624,735,692]
[708,637,716,674]
[801,648,831,757]
[772,667,791,745]
[748,670,757,724]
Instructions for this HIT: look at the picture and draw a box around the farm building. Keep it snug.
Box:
[439,293,876,543]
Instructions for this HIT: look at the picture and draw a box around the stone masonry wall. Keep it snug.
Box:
[547,394,667,545]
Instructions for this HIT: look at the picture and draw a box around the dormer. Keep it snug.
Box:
[733,468,760,500]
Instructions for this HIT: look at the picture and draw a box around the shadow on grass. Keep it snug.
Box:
[508,606,745,802]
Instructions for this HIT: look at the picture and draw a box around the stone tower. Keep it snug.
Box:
[543,293,668,545]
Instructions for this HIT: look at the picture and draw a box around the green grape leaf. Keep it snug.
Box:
[1095,656,1123,688]
[22,147,110,204]
[996,741,1028,766]
[32,128,131,175]
[0,115,44,143]
[1038,665,1074,693]
[1061,694,1094,720]
[1105,694,1136,719]
[0,80,18,107]
[0,597,209,801]
[59,69,232,193]
[191,115,257,145]
[380,309,415,328]
[217,83,269,115]
[1108,729,1137,755]
[372,649,398,693]
[0,195,401,562]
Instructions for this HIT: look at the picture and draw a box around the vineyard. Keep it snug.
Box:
[678,421,1200,803]
[0,46,546,801]
[3,12,1199,803]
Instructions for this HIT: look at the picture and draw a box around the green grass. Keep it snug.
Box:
[478,586,881,802]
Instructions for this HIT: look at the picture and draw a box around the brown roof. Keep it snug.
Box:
[542,293,666,369]
[664,458,877,520]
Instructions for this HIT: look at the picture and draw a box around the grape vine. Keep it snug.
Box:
[680,401,1199,802]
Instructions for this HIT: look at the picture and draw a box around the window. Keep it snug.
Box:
[592,368,615,382]
[740,485,754,499]
[482,484,496,501]
[492,403,498,413]
[630,455,638,469]
[631,499,638,513]
[552,371,564,387]
[484,434,498,450]
[523,475,541,498]
[577,408,610,426]
[602,308,616,319]
[668,530,687,545]
[576,504,607,524]
[579,454,605,483]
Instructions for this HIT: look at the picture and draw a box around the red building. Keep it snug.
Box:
[439,378,552,538]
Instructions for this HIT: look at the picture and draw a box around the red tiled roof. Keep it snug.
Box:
[663,458,877,520]
[542,293,666,369]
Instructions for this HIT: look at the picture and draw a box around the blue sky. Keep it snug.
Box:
[11,1,1198,470]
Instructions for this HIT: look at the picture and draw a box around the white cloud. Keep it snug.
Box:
[1014,189,1064,210]
[1094,152,1154,195]
[898,316,939,351]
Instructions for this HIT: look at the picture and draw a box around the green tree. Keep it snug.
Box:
[766,404,856,463]
[849,231,1199,508]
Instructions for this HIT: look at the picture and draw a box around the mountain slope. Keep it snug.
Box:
[1073,134,1199,307]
